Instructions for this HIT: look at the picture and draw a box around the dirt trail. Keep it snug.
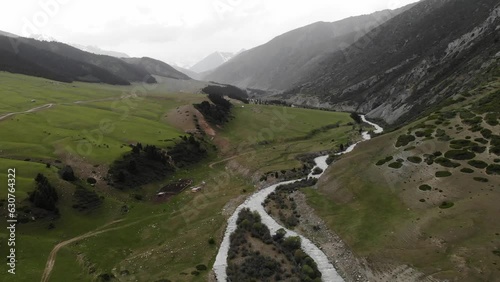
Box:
[0,95,136,122]
[0,103,54,121]
[208,151,255,168]
[40,219,124,282]
[40,208,174,282]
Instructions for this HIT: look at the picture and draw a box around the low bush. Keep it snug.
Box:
[407,156,422,164]
[388,162,403,169]
[435,171,452,177]
[473,177,489,183]
[86,177,97,184]
[468,160,488,169]
[474,138,488,144]
[196,264,207,271]
[395,134,416,147]
[376,156,393,166]
[444,150,476,160]
[435,157,461,168]
[439,201,454,209]
[419,184,432,191]
[486,164,500,175]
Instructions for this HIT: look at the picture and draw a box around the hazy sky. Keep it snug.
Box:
[2,0,419,67]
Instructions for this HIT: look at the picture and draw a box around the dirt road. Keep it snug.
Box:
[0,103,54,121]
[40,220,124,282]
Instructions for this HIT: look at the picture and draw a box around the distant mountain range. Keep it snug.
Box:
[207,0,500,125]
[0,30,18,38]
[205,6,413,91]
[172,65,204,80]
[71,44,130,58]
[0,33,190,85]
[190,51,236,73]
[122,57,190,80]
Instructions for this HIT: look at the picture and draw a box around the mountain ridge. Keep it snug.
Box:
[190,51,236,73]
[205,6,414,91]
[282,0,500,125]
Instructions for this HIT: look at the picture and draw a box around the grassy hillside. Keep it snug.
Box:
[216,104,363,174]
[0,72,360,281]
[306,73,500,281]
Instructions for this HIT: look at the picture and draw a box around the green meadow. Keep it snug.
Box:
[0,72,360,281]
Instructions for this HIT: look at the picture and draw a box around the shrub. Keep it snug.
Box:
[415,129,433,138]
[486,164,500,175]
[396,134,416,147]
[424,154,436,165]
[435,157,460,168]
[72,186,102,212]
[485,113,499,126]
[407,156,422,164]
[419,184,432,191]
[481,128,492,139]
[196,264,207,271]
[439,201,454,209]
[470,146,487,153]
[473,177,489,183]
[86,177,97,184]
[312,167,323,175]
[59,165,76,181]
[435,171,452,177]
[388,162,403,169]
[30,174,58,212]
[468,160,488,169]
[376,156,393,166]
[444,150,475,160]
[474,138,488,144]
[449,139,476,149]
[460,168,474,173]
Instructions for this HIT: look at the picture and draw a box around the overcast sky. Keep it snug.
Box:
[2,0,419,67]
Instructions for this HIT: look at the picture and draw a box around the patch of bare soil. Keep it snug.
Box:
[54,147,111,189]
[166,104,216,136]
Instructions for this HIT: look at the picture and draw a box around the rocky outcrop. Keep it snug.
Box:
[283,0,500,125]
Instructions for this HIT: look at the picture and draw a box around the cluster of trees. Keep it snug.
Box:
[167,135,208,167]
[350,112,362,124]
[29,174,58,212]
[194,93,233,125]
[72,186,102,212]
[227,208,322,281]
[202,84,249,103]
[275,178,318,193]
[250,98,337,112]
[109,136,207,190]
[265,190,300,229]
[59,165,76,181]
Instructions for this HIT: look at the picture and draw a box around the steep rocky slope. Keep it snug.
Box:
[205,7,411,91]
[308,64,500,281]
[284,0,500,125]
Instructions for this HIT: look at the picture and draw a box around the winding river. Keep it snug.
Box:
[213,115,384,281]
